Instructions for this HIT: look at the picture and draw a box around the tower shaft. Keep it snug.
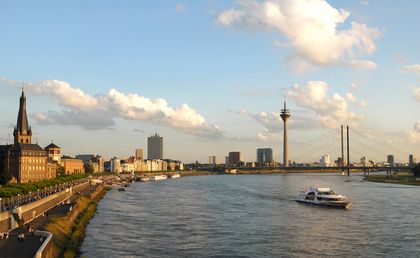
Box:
[280,101,290,167]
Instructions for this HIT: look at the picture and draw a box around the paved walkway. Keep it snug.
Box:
[0,184,98,257]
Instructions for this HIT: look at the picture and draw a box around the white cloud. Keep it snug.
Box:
[25,80,98,110]
[413,87,420,102]
[176,2,185,12]
[9,79,224,138]
[257,128,280,141]
[287,81,363,128]
[403,64,420,74]
[216,0,380,70]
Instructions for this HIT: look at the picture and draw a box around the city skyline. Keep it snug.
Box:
[0,1,419,163]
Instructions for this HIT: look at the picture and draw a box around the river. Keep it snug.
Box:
[80,173,420,257]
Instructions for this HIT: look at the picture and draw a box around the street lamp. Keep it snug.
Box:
[17,194,20,207]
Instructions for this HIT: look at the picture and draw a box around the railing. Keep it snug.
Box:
[33,230,53,258]
[0,179,89,212]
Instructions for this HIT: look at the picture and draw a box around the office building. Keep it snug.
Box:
[228,152,241,166]
[257,148,273,163]
[135,148,144,160]
[148,133,163,159]
[208,156,216,165]
[409,154,416,166]
[387,155,394,166]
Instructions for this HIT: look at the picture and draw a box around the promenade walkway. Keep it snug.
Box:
[0,183,98,257]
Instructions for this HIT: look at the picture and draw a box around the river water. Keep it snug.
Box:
[80,173,420,257]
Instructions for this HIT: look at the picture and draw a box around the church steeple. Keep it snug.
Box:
[13,89,32,144]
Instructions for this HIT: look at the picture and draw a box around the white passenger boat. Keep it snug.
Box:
[150,174,168,181]
[170,173,180,179]
[296,187,351,208]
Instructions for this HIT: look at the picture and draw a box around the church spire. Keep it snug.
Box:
[14,89,32,144]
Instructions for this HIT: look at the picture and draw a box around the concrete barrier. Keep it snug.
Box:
[0,181,91,232]
[33,230,53,258]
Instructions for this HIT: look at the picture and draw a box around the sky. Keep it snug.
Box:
[0,0,419,164]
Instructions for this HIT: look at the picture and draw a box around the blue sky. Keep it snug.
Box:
[0,0,419,164]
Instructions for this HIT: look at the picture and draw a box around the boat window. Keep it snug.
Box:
[305,192,315,200]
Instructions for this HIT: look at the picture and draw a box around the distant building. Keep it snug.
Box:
[361,157,368,167]
[148,133,163,159]
[135,148,144,160]
[61,158,85,174]
[75,154,95,162]
[257,148,273,163]
[409,154,416,166]
[110,157,122,173]
[320,155,333,167]
[387,155,394,166]
[228,152,241,166]
[208,156,216,165]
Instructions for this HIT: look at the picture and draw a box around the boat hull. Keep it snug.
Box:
[296,199,350,208]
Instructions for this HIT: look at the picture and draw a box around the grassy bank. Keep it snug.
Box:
[365,173,420,186]
[45,187,107,258]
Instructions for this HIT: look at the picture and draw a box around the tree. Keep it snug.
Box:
[0,167,12,185]
[412,164,420,177]
[84,162,94,173]
[57,164,65,177]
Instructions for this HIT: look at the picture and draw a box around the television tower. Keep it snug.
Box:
[280,101,291,167]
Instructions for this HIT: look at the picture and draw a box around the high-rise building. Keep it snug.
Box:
[409,154,416,166]
[228,152,241,166]
[135,148,144,160]
[320,155,332,167]
[280,101,291,167]
[148,133,163,159]
[208,156,216,165]
[257,148,273,163]
[387,155,394,166]
[361,157,368,167]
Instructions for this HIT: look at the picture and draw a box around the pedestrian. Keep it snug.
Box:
[21,234,25,242]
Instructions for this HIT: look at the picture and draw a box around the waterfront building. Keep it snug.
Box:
[0,91,56,183]
[361,157,368,167]
[208,156,216,165]
[228,152,241,166]
[148,133,163,159]
[409,154,416,166]
[135,148,144,160]
[61,158,85,174]
[45,143,61,163]
[257,148,273,163]
[387,155,394,166]
[110,157,122,173]
[320,155,333,167]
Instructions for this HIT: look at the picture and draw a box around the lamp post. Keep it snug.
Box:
[17,194,20,207]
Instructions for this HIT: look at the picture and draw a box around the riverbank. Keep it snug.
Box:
[364,173,420,186]
[44,185,107,258]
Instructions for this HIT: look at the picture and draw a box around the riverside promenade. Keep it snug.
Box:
[0,181,97,258]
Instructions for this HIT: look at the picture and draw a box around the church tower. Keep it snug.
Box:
[13,90,32,145]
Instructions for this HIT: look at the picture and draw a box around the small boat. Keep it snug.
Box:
[150,174,168,181]
[118,187,125,191]
[296,187,351,208]
[170,173,181,179]
[140,176,150,182]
